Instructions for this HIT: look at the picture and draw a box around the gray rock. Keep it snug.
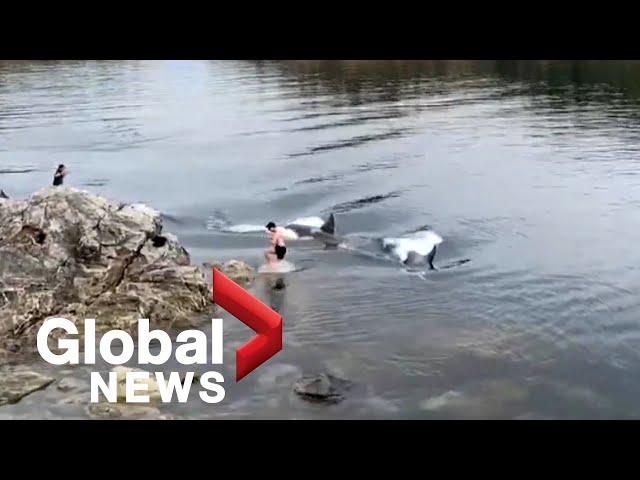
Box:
[56,377,88,393]
[293,374,353,404]
[220,260,255,285]
[0,187,211,352]
[88,402,172,420]
[0,368,55,405]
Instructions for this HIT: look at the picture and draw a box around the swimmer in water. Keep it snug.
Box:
[52,164,67,186]
[264,221,287,266]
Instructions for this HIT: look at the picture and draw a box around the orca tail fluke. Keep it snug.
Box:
[321,213,335,235]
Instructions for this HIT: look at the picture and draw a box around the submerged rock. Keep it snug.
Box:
[0,368,55,405]
[271,278,286,291]
[293,374,353,404]
[419,380,530,419]
[56,393,88,407]
[420,390,464,411]
[0,187,211,353]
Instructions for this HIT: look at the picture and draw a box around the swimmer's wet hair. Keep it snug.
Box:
[266,222,276,230]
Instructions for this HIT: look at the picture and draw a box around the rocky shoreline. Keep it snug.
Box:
[0,187,345,416]
[0,187,216,354]
[0,187,261,413]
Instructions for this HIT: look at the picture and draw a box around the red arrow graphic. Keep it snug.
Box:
[212,268,282,381]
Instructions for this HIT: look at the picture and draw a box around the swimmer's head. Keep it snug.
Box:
[265,222,276,232]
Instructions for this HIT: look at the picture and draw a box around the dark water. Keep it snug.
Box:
[2,60,640,419]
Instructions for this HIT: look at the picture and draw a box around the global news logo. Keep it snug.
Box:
[35,267,283,404]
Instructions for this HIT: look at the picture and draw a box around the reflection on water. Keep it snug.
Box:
[2,60,640,419]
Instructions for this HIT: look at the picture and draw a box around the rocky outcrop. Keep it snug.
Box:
[0,187,211,353]
[220,259,255,285]
[204,259,256,285]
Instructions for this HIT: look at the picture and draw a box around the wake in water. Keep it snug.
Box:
[205,209,232,231]
[258,260,297,274]
[341,228,470,273]
[258,259,316,274]
[437,258,471,269]
[214,210,469,274]
[381,230,443,265]
[221,216,325,240]
[225,224,266,233]
[381,229,471,272]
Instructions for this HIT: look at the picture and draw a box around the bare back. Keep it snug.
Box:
[270,227,286,247]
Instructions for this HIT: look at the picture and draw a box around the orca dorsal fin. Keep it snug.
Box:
[321,213,335,235]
